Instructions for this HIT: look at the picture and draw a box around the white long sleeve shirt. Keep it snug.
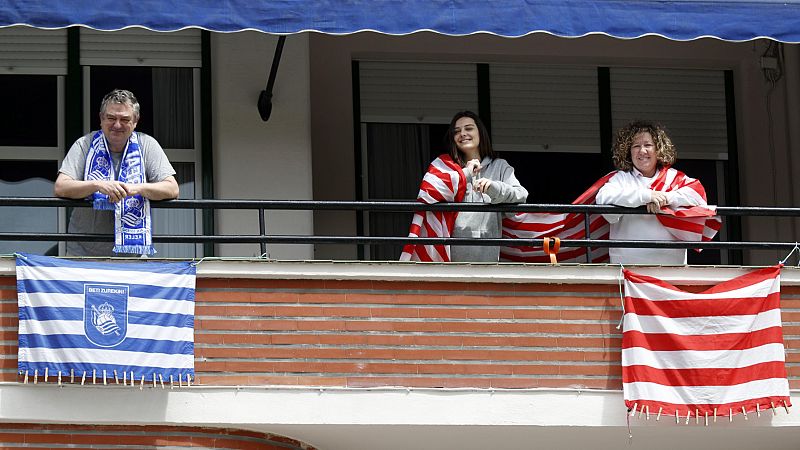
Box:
[595,168,706,265]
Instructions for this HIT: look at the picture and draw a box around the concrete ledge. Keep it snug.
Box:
[2,256,799,285]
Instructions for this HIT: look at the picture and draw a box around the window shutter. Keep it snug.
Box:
[0,27,67,75]
[490,64,600,153]
[80,28,201,67]
[610,68,728,160]
[359,61,477,124]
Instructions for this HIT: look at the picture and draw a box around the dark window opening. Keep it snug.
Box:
[90,66,194,149]
[0,75,58,147]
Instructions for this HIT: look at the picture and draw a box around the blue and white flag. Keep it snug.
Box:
[15,253,195,385]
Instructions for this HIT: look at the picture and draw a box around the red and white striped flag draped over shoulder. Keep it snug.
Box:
[622,266,791,419]
[499,167,723,263]
[399,154,466,262]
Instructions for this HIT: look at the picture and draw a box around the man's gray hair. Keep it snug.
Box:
[100,89,140,120]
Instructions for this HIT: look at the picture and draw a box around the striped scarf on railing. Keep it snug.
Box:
[85,131,155,255]
[400,160,722,263]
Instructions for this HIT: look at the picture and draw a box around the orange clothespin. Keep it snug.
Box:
[543,237,561,265]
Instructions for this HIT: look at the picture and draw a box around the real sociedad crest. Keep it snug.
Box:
[84,284,129,347]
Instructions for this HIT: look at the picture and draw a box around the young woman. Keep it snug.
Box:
[401,111,528,262]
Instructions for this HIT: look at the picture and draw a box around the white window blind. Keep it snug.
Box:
[490,64,600,153]
[610,68,728,160]
[80,28,201,67]
[359,61,477,124]
[0,27,67,75]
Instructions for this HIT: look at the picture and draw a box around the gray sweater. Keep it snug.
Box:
[450,157,528,262]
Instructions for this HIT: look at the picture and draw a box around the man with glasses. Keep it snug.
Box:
[54,89,179,256]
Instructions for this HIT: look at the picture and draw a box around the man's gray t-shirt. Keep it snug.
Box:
[58,131,176,256]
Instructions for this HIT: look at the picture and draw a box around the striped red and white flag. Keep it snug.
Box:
[622,266,792,419]
[399,154,466,262]
[500,173,614,263]
[501,167,722,263]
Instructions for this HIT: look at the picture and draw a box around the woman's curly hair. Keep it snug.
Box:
[611,120,677,172]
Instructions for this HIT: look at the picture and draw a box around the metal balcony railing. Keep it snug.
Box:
[0,197,798,261]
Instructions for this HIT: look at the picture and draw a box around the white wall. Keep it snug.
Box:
[1,384,797,450]
[211,32,313,259]
[308,32,800,264]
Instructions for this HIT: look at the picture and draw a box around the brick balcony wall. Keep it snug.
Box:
[1,275,798,389]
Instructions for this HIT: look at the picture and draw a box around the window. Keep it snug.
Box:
[0,75,61,255]
[0,161,59,255]
[0,75,58,147]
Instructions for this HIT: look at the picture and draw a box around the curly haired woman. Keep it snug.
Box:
[596,120,711,264]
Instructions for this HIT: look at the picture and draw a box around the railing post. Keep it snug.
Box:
[258,208,267,257]
[584,212,591,263]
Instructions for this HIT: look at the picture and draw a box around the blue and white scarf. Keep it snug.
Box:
[85,131,155,255]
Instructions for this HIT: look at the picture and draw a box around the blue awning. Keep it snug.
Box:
[3,0,800,43]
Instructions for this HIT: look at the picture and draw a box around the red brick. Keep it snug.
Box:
[584,351,621,362]
[558,364,619,376]
[344,321,395,332]
[319,334,368,345]
[781,311,800,321]
[298,293,347,304]
[560,309,622,321]
[365,334,419,346]
[520,296,613,307]
[0,302,18,314]
[345,292,394,304]
[196,333,272,345]
[249,292,299,303]
[553,336,603,348]
[369,307,419,318]
[322,306,371,317]
[200,319,297,331]
[325,279,374,290]
[442,295,492,306]
[509,365,560,375]
[440,377,493,388]
[296,320,346,331]
[232,279,321,290]
[197,278,232,288]
[392,349,444,360]
[20,432,66,443]
[270,334,320,345]
[384,293,442,305]
[392,321,444,332]
[417,308,467,319]
[466,309,515,319]
[274,306,324,317]
[197,291,253,302]
[0,433,26,444]
[540,377,622,389]
[413,335,464,346]
[0,330,18,340]
[346,348,397,359]
[510,309,561,320]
